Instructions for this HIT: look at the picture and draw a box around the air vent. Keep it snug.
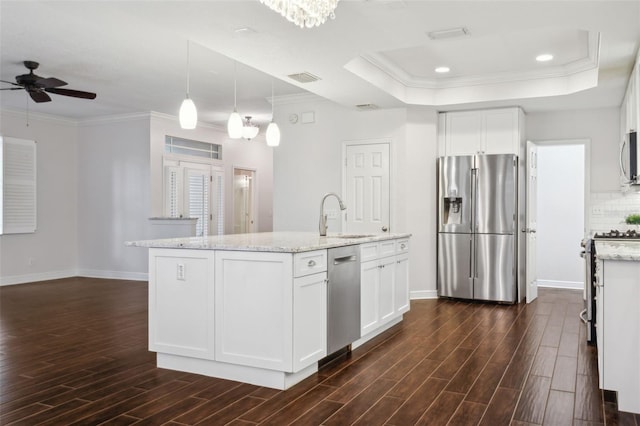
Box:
[427,27,469,40]
[356,103,379,111]
[287,72,321,83]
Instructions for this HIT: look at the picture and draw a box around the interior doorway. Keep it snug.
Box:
[526,140,589,299]
[342,140,391,234]
[233,168,256,234]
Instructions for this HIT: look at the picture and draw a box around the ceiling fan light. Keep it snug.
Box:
[266,121,281,147]
[228,110,244,138]
[242,116,260,140]
[243,125,260,140]
[179,97,197,129]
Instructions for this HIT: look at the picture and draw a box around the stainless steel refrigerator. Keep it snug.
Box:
[437,154,518,303]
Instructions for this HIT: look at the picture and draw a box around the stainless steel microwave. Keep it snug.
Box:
[621,131,639,185]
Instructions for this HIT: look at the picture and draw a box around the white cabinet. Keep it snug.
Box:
[595,259,604,385]
[360,239,410,337]
[215,250,327,373]
[148,249,215,359]
[438,107,524,156]
[293,272,327,372]
[598,259,640,414]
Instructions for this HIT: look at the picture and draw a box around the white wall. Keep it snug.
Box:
[526,108,620,192]
[149,113,273,234]
[272,99,439,298]
[0,111,78,285]
[77,116,152,279]
[536,144,585,289]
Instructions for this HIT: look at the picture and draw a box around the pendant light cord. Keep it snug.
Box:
[234,61,237,110]
[186,40,190,98]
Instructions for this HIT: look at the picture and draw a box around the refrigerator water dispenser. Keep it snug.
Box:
[443,197,462,225]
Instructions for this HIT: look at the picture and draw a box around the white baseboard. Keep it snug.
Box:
[1,269,148,286]
[537,279,583,290]
[0,270,77,286]
[76,269,148,281]
[410,289,438,300]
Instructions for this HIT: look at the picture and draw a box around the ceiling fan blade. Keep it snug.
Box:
[0,87,24,91]
[0,79,21,86]
[45,87,96,99]
[37,77,67,88]
[29,90,52,103]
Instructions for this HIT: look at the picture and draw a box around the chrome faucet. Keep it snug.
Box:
[319,192,347,236]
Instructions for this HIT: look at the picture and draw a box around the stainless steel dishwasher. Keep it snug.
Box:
[327,245,361,356]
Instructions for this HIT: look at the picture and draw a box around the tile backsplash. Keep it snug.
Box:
[590,190,640,234]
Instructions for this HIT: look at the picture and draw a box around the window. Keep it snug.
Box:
[165,135,221,160]
[163,158,224,237]
[1,136,37,235]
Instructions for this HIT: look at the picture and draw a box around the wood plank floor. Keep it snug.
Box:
[1,277,638,425]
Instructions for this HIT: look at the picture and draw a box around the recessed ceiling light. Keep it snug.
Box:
[536,54,553,62]
[435,67,450,73]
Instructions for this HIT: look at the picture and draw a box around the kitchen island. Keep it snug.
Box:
[127,232,411,390]
[594,240,640,414]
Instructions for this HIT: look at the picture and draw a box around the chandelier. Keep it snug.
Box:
[260,0,340,28]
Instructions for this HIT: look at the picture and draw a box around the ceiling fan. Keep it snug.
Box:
[0,60,96,103]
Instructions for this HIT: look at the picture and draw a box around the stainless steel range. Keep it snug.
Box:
[581,229,640,344]
[579,238,596,345]
[593,229,640,240]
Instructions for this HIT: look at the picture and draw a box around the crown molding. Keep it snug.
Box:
[357,31,600,91]
[1,108,79,126]
[149,111,226,132]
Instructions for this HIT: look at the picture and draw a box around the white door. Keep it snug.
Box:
[526,141,538,303]
[233,168,256,234]
[343,142,390,234]
[185,167,212,237]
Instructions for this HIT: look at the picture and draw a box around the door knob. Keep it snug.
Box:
[382,226,388,232]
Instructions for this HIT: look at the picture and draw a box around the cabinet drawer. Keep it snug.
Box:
[294,250,327,277]
[396,239,409,254]
[360,242,379,262]
[379,240,396,258]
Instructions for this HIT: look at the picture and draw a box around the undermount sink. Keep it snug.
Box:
[329,234,376,239]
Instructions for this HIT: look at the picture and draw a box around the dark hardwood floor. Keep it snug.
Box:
[1,277,638,425]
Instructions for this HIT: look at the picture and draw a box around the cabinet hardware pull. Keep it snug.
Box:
[400,243,406,249]
[307,260,316,267]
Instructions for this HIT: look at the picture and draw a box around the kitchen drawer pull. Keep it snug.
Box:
[400,243,406,249]
[307,260,316,267]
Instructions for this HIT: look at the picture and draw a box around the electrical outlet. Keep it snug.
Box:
[177,263,186,281]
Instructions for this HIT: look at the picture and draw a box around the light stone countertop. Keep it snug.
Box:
[595,240,640,261]
[126,231,411,253]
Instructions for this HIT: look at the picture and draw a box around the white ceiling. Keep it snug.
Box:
[1,1,639,128]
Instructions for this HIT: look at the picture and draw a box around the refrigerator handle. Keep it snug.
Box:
[470,234,476,280]
[470,168,477,233]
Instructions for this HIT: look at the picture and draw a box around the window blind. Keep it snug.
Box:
[1,136,37,235]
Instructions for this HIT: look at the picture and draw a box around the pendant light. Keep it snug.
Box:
[179,40,197,129]
[265,79,281,147]
[227,61,243,138]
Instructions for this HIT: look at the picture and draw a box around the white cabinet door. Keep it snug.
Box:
[440,108,521,156]
[293,272,327,372]
[378,256,396,323]
[601,260,640,413]
[149,249,215,359]
[215,251,293,371]
[394,254,410,315]
[444,111,483,156]
[483,108,519,154]
[360,259,380,336]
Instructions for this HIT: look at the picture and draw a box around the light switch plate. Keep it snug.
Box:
[177,263,186,280]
